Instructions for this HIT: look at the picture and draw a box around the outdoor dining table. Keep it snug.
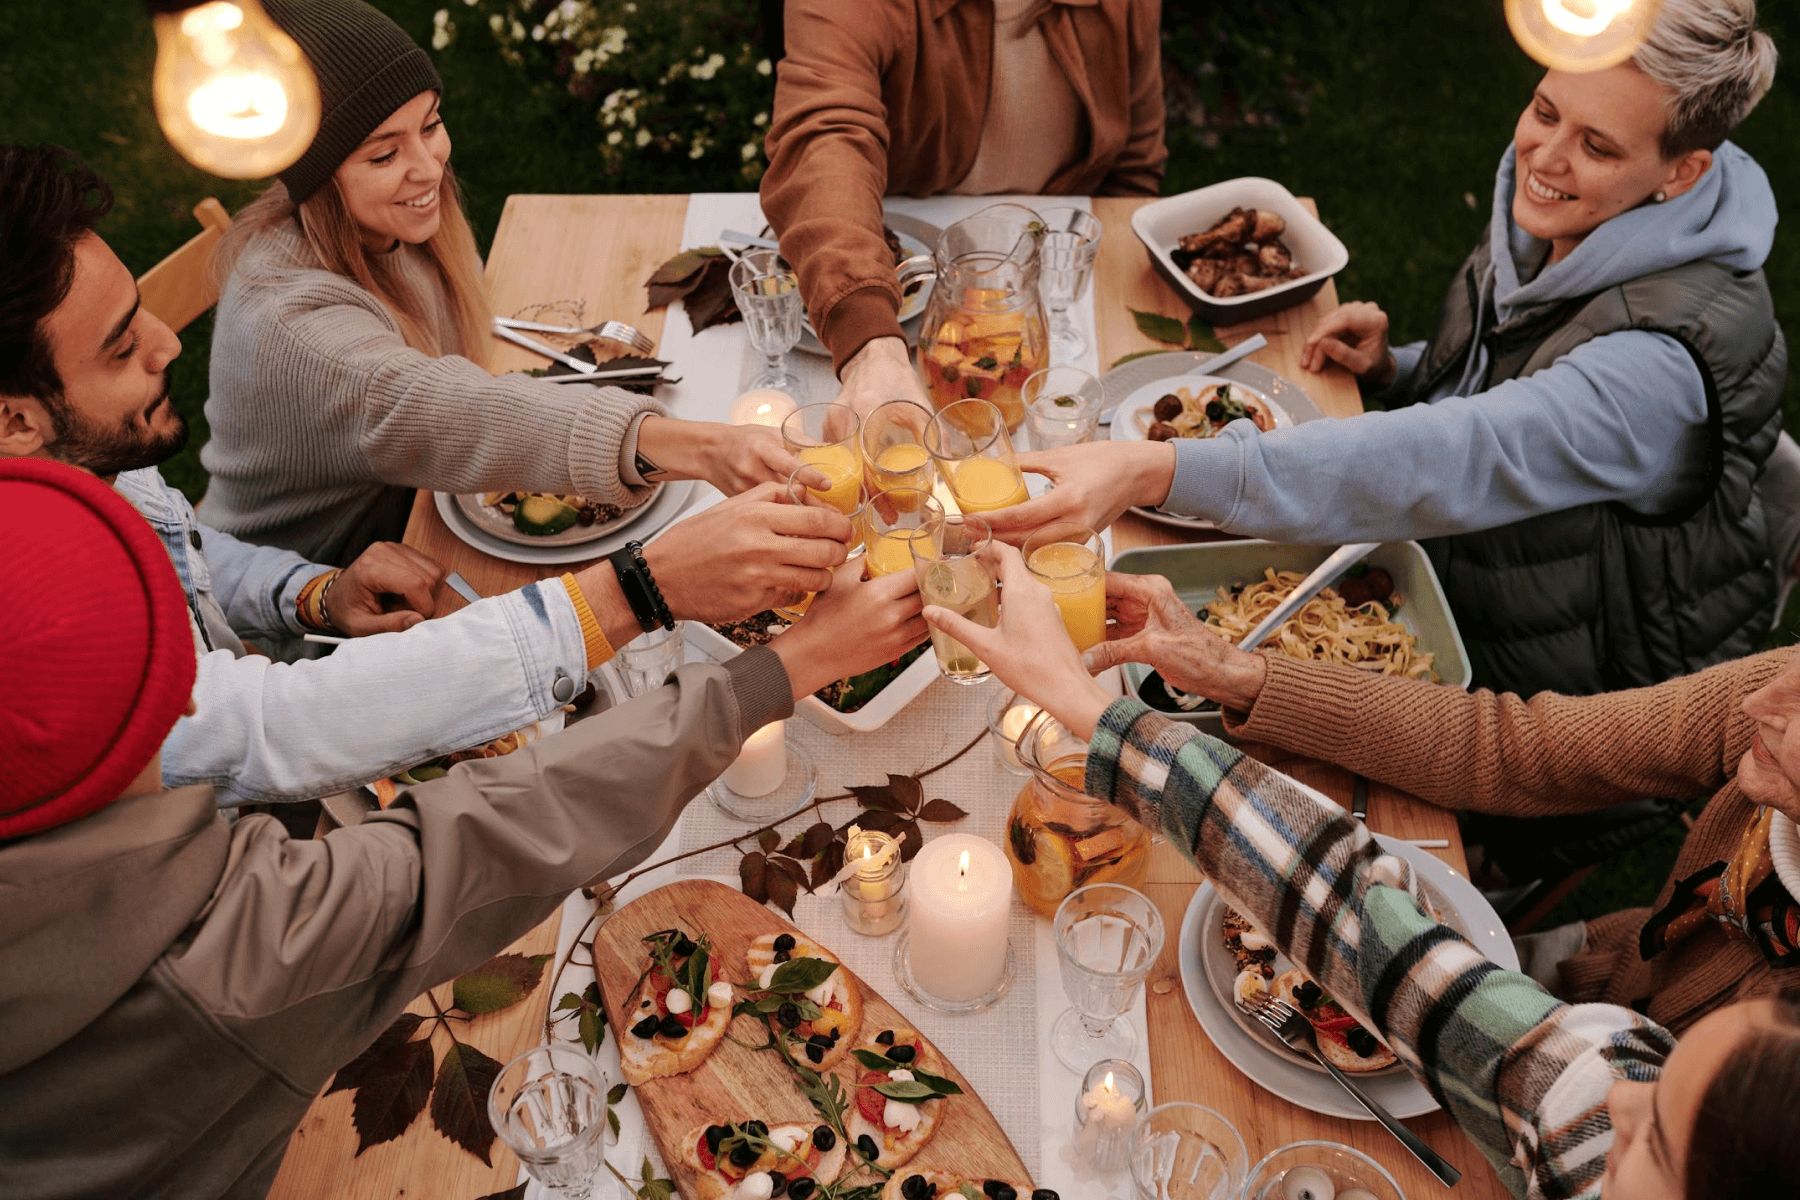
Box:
[266,194,1506,1200]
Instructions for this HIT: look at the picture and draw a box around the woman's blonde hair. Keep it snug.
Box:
[1634,0,1779,158]
[215,164,492,368]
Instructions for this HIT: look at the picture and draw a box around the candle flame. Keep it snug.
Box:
[862,843,873,860]
[956,848,970,892]
[1104,1071,1115,1091]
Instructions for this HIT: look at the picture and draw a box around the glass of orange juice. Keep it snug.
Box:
[1022,522,1107,652]
[858,487,944,578]
[861,399,937,503]
[772,464,861,620]
[925,399,1030,515]
[781,402,864,516]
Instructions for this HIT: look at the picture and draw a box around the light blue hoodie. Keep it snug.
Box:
[1162,141,1778,542]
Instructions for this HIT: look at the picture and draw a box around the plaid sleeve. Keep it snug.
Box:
[1087,698,1675,1200]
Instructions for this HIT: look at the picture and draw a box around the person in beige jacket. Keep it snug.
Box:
[0,458,925,1200]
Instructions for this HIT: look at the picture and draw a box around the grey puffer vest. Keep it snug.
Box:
[1391,232,1785,697]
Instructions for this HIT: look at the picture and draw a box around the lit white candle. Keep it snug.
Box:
[1074,1059,1144,1172]
[729,388,799,427]
[722,720,787,796]
[907,835,1010,1001]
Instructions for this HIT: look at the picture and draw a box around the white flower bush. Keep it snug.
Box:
[433,0,777,184]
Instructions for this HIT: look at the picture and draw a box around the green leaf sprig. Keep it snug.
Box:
[848,1049,964,1104]
[1114,308,1228,368]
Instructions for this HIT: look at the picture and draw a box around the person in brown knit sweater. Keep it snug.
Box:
[1084,571,1800,1037]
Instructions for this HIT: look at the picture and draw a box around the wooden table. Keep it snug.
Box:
[268,196,1502,1200]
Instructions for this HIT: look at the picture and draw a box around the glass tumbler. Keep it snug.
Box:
[1022,365,1104,450]
[615,623,685,697]
[911,512,998,684]
[1130,1103,1249,1200]
[1051,883,1164,1071]
[729,248,805,396]
[488,1043,618,1200]
[1037,206,1103,363]
[861,398,938,498]
[926,398,1030,515]
[858,487,944,578]
[1242,1141,1407,1200]
[782,402,865,516]
[1022,522,1106,652]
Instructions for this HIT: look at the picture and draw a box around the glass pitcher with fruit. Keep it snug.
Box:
[915,203,1049,434]
[1005,710,1152,917]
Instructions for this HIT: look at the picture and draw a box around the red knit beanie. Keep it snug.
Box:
[0,459,196,839]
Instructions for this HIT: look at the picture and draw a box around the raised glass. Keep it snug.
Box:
[781,402,865,517]
[926,398,1030,515]
[910,512,998,684]
[858,487,944,578]
[1023,521,1107,652]
[860,398,938,499]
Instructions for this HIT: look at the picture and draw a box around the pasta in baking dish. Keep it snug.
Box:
[1200,567,1439,681]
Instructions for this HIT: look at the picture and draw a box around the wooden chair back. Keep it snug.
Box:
[137,197,232,332]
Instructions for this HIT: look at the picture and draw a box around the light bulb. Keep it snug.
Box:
[150,0,320,178]
[1505,0,1663,73]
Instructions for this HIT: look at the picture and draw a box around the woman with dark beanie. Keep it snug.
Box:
[201,0,793,565]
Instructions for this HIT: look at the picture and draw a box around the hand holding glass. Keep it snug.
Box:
[926,399,1030,514]
[912,513,999,684]
[1022,522,1106,652]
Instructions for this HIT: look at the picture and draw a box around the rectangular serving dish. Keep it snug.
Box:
[683,619,940,735]
[1131,176,1350,324]
[1109,539,1469,734]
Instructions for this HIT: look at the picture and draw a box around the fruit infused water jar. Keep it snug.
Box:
[1023,522,1107,651]
[782,402,864,516]
[911,513,998,684]
[858,487,944,578]
[926,398,1031,515]
[1006,711,1152,918]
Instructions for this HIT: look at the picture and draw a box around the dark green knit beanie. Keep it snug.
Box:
[264,0,443,203]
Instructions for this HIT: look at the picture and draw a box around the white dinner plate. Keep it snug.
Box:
[453,483,665,549]
[1771,812,1800,903]
[1101,351,1324,531]
[434,479,695,566]
[1177,833,1517,1120]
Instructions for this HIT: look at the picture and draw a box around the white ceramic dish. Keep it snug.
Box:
[453,483,664,549]
[1131,177,1349,323]
[685,619,941,736]
[1177,834,1518,1120]
[1772,812,1800,902]
[434,479,694,567]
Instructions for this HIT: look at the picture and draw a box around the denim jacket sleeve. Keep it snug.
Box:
[162,578,592,806]
[190,518,319,642]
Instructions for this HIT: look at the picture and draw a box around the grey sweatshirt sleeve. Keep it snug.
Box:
[159,648,794,1094]
[1162,328,1707,542]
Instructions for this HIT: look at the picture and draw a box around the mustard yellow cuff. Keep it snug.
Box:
[560,573,615,668]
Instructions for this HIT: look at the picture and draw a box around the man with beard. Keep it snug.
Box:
[0,145,918,806]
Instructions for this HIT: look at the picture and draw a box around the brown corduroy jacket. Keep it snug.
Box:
[1224,649,1798,1036]
[760,0,1167,372]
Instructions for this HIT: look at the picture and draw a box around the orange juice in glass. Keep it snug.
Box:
[1023,523,1106,652]
[926,398,1030,515]
[858,487,944,578]
[861,399,937,505]
[782,403,864,516]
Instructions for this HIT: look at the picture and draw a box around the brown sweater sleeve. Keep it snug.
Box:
[1223,649,1789,816]
[760,0,906,373]
[1096,0,1167,197]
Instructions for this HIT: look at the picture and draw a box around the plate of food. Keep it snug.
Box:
[1101,350,1322,530]
[785,211,940,356]
[1178,835,1517,1120]
[434,478,695,566]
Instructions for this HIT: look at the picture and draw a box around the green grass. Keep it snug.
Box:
[4,0,1797,917]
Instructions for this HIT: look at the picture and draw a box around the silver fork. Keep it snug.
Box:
[1239,992,1462,1187]
[492,316,655,355]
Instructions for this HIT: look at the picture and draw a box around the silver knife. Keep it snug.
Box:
[1098,333,1269,426]
[1238,542,1382,651]
[444,572,482,605]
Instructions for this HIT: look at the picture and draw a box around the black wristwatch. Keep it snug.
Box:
[609,540,675,632]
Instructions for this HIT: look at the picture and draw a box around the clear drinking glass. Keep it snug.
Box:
[1130,1103,1249,1200]
[488,1043,618,1200]
[772,463,860,620]
[911,512,998,684]
[857,487,944,578]
[861,398,938,497]
[1051,883,1165,1071]
[1037,206,1103,363]
[926,398,1029,515]
[1022,522,1106,652]
[1022,365,1104,450]
[781,402,865,516]
[1243,1141,1407,1200]
[729,248,805,396]
[615,623,685,697]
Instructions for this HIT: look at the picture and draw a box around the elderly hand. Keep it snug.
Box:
[1083,572,1267,713]
[773,559,929,699]
[835,336,928,424]
[636,416,801,495]
[920,541,1116,737]
[979,442,1176,546]
[643,483,853,622]
[1300,301,1395,386]
[323,542,446,636]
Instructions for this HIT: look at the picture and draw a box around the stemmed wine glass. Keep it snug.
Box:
[488,1043,621,1199]
[1050,883,1165,1072]
[1037,206,1103,363]
[729,248,805,397]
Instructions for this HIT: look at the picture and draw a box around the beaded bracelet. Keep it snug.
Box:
[608,540,675,633]
[296,568,344,634]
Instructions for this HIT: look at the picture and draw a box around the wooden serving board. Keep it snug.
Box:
[593,880,1031,1198]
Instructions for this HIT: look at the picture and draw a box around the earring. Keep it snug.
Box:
[1654,189,1668,203]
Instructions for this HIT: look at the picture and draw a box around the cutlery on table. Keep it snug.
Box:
[1239,993,1463,1187]
[492,316,654,354]
[720,228,780,251]
[1098,332,1269,426]
[1351,774,1371,823]
[444,572,482,605]
[492,323,664,381]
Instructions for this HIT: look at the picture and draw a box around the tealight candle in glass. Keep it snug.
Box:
[841,828,908,936]
[1074,1059,1147,1173]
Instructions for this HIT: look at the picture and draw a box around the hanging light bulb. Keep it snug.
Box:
[1505,0,1664,72]
[148,0,320,178]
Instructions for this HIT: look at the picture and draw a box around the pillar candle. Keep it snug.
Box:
[729,388,799,427]
[907,835,1010,1001]
[722,720,787,796]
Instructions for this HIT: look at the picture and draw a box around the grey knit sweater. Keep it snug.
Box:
[201,221,661,565]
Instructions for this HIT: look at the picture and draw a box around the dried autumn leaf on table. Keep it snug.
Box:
[765,857,801,917]
[349,1035,436,1154]
[328,1011,425,1095]
[645,246,741,333]
[474,1184,529,1200]
[681,259,743,333]
[452,951,551,1015]
[917,798,968,823]
[849,773,923,814]
[740,849,769,904]
[757,827,780,855]
[799,820,835,858]
[431,1042,502,1165]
